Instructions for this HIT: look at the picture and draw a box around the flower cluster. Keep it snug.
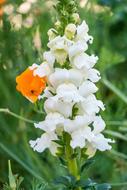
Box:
[16,16,113,158]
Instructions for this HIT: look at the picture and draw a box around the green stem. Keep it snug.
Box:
[65,133,81,190]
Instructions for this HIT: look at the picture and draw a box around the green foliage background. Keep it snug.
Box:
[0,0,127,189]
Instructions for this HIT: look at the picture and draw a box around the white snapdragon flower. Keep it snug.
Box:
[29,132,58,155]
[34,112,64,132]
[44,98,74,118]
[70,127,93,149]
[49,68,84,88]
[70,52,98,70]
[76,21,93,44]
[64,115,93,134]
[80,95,105,115]
[69,41,88,61]
[48,36,73,65]
[79,80,98,97]
[53,83,84,103]
[86,134,113,158]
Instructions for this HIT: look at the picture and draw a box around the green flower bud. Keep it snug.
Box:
[65,23,76,39]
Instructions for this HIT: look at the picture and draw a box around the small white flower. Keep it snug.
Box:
[29,132,58,155]
[80,94,105,115]
[76,21,93,43]
[91,134,113,151]
[65,23,77,39]
[70,127,93,149]
[71,53,98,70]
[44,98,74,118]
[69,41,88,61]
[64,115,93,134]
[34,112,64,132]
[17,2,31,14]
[53,83,84,103]
[48,36,73,65]
[79,81,98,97]
[49,68,83,88]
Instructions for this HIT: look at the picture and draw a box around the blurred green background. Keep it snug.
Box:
[0,0,127,189]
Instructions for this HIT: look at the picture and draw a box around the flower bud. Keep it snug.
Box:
[65,23,76,39]
[47,28,56,41]
[72,13,80,23]
[55,20,61,29]
[17,2,31,14]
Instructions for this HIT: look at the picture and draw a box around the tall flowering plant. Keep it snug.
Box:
[16,0,113,189]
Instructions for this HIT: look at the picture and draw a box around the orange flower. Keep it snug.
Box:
[0,0,6,5]
[0,7,3,17]
[16,67,47,103]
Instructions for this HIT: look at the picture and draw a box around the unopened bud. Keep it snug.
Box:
[72,13,80,23]
[47,28,56,40]
[65,23,76,39]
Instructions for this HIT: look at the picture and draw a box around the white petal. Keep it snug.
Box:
[64,115,93,133]
[49,68,83,88]
[29,63,38,70]
[44,98,73,118]
[53,83,84,103]
[77,20,89,37]
[72,53,91,69]
[79,81,98,97]
[33,62,51,77]
[93,116,106,134]
[43,51,55,67]
[69,41,87,60]
[34,112,64,132]
[88,69,101,83]
[70,127,93,149]
[81,95,105,115]
[92,134,112,151]
[29,132,58,154]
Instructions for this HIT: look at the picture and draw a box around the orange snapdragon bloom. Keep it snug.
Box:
[16,67,47,103]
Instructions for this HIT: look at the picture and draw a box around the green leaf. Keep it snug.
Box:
[81,158,95,173]
[95,183,111,190]
[76,178,96,188]
[54,175,76,188]
[8,160,16,190]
